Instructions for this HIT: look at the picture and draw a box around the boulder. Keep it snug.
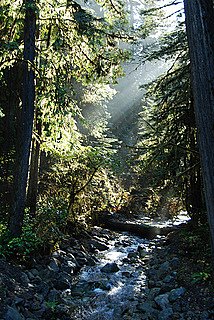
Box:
[101,262,120,273]
[168,287,186,302]
[158,307,173,320]
[90,239,109,251]
[48,258,60,273]
[5,306,23,320]
[154,293,170,310]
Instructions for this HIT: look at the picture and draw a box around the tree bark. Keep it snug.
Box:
[26,111,41,214]
[184,0,214,264]
[9,0,36,236]
[94,212,177,239]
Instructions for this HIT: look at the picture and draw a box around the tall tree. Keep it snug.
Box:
[184,0,214,263]
[9,0,36,236]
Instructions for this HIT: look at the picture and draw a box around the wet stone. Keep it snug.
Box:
[154,293,170,310]
[36,282,49,296]
[172,300,183,313]
[137,301,157,313]
[168,287,186,302]
[20,273,30,286]
[52,250,66,258]
[160,282,176,294]
[90,239,109,251]
[127,251,139,259]
[170,257,180,269]
[27,271,35,280]
[101,262,120,273]
[158,307,173,320]
[147,287,161,299]
[137,245,147,258]
[48,258,60,273]
[61,261,75,274]
[122,271,132,278]
[47,289,61,302]
[5,306,24,320]
[163,274,174,283]
[157,261,171,278]
[52,277,70,290]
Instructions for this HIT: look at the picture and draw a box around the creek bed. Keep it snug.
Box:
[65,228,165,320]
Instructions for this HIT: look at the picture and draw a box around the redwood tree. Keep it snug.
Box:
[9,0,36,236]
[184,0,214,263]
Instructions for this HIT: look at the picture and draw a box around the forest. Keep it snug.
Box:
[0,0,214,319]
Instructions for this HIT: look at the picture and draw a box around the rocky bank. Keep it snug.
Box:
[0,223,213,319]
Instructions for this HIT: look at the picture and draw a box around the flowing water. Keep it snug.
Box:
[65,214,190,319]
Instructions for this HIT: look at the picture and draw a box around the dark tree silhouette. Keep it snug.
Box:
[184,0,214,264]
[9,0,36,236]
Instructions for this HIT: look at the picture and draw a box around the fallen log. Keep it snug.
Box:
[94,213,177,239]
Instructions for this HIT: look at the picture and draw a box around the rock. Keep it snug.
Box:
[127,251,139,259]
[101,262,120,273]
[61,261,75,274]
[30,300,42,311]
[27,271,35,280]
[94,280,111,291]
[168,287,186,302]
[137,245,147,258]
[86,256,96,266]
[200,311,210,319]
[52,275,70,290]
[48,258,60,273]
[148,280,157,288]
[170,312,183,319]
[154,293,170,310]
[22,309,38,319]
[122,271,132,278]
[158,307,173,320]
[147,268,158,278]
[163,275,174,283]
[172,301,182,313]
[47,289,61,302]
[160,282,176,294]
[70,281,93,296]
[147,287,161,299]
[63,252,77,262]
[52,250,66,258]
[5,306,23,320]
[30,275,42,285]
[76,257,88,266]
[90,239,109,251]
[30,268,39,276]
[170,257,180,269]
[20,273,30,286]
[14,297,24,305]
[55,304,70,316]
[36,282,49,297]
[138,301,156,313]
[157,261,171,278]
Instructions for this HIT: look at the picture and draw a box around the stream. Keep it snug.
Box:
[2,212,213,320]
[63,213,190,320]
[69,229,155,319]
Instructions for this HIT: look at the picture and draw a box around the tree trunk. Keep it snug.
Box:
[9,0,36,236]
[26,110,41,214]
[184,0,214,264]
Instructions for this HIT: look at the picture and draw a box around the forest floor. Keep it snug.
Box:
[0,214,213,320]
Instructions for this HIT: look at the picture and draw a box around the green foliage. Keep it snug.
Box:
[191,272,210,284]
[35,201,69,244]
[177,224,212,285]
[0,0,133,231]
[39,142,128,227]
[0,214,42,260]
[136,17,205,220]
[45,300,59,311]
